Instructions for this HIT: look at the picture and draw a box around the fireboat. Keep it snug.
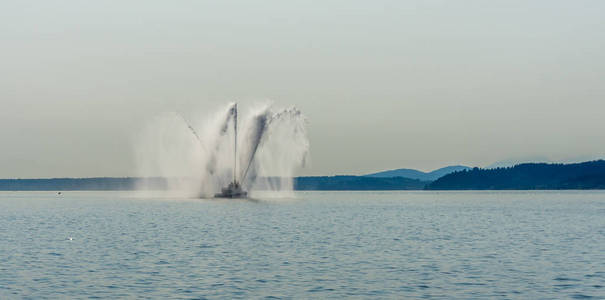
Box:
[214,103,248,198]
[215,181,248,198]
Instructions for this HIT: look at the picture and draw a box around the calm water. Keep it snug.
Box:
[1,191,604,299]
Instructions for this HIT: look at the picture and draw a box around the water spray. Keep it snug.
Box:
[136,102,309,198]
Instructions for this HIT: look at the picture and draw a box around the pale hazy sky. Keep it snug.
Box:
[2,0,605,178]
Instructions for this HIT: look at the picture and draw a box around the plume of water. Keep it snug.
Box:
[239,106,270,184]
[134,102,309,198]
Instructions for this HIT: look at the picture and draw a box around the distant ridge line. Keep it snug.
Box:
[2,160,605,191]
[364,165,471,181]
[427,160,605,190]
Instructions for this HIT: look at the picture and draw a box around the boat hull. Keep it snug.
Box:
[214,191,248,198]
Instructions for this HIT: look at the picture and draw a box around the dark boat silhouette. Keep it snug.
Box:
[214,103,248,198]
[214,181,247,198]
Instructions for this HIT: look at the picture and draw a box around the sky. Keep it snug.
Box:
[2,0,605,178]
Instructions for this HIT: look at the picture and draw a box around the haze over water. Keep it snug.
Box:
[1,191,603,299]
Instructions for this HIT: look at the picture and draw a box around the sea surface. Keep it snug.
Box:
[1,191,604,299]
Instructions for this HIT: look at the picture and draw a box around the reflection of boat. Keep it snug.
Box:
[214,103,248,198]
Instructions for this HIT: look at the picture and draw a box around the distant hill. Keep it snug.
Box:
[294,176,428,190]
[365,165,470,181]
[427,160,605,190]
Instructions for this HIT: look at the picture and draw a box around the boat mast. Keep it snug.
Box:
[233,103,238,184]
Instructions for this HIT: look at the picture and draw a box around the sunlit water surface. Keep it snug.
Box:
[1,191,604,299]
